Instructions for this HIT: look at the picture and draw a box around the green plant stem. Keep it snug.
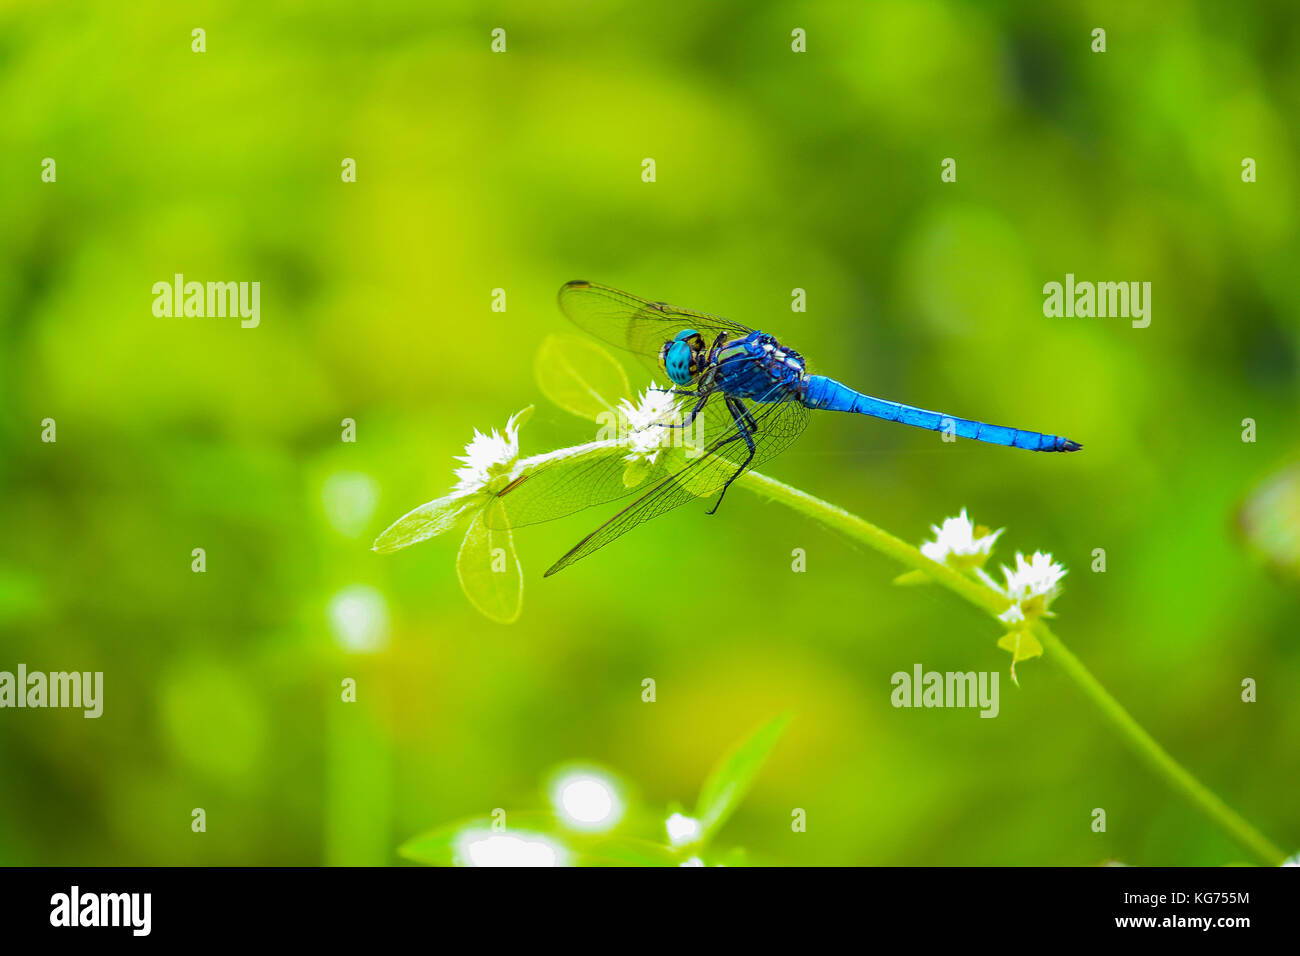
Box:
[738,469,1286,866]
[1033,624,1285,866]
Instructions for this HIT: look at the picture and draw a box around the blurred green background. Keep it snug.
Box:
[1,0,1297,865]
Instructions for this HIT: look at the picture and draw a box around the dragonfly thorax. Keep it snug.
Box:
[707,331,810,402]
[659,328,709,386]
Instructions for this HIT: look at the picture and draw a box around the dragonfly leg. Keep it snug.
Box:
[706,397,757,515]
[659,390,711,430]
[737,401,759,434]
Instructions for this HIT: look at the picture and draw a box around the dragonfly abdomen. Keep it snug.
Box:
[803,375,1081,452]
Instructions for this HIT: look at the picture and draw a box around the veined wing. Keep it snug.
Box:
[557,280,755,375]
[485,372,780,531]
[483,438,644,530]
[543,389,810,576]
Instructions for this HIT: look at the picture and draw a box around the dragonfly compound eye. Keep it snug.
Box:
[660,328,703,385]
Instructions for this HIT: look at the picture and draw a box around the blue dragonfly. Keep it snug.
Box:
[491,281,1080,576]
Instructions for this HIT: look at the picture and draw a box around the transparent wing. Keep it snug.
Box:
[543,391,810,576]
[484,372,771,530]
[484,439,645,530]
[557,280,755,376]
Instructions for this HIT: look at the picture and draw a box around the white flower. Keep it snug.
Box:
[1282,851,1300,867]
[999,604,1026,625]
[452,408,528,495]
[920,509,1002,569]
[549,769,624,833]
[454,829,568,867]
[1001,551,1067,603]
[665,812,702,847]
[983,551,1067,623]
[618,383,681,464]
[373,406,534,556]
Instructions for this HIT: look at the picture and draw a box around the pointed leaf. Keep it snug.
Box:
[996,628,1044,663]
[997,628,1044,685]
[509,404,535,431]
[621,455,655,489]
[582,837,682,868]
[371,492,472,553]
[535,334,630,421]
[714,846,750,867]
[456,501,522,624]
[893,569,931,586]
[694,713,791,840]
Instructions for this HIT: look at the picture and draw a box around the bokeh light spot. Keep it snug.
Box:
[548,768,624,832]
[327,584,390,653]
[665,812,701,847]
[321,471,380,538]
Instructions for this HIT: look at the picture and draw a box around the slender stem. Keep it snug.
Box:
[1033,624,1285,866]
[738,469,1286,866]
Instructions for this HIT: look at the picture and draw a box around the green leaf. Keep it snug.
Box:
[714,846,751,867]
[694,713,792,841]
[581,837,682,867]
[535,334,630,421]
[892,569,931,586]
[621,455,655,489]
[509,404,535,431]
[997,628,1043,686]
[371,492,473,553]
[456,500,522,624]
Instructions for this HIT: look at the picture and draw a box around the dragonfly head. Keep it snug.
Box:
[660,329,707,386]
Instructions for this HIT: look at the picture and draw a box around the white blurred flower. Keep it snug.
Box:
[455,830,568,867]
[665,812,702,847]
[1000,604,1026,625]
[920,509,1002,570]
[679,857,705,867]
[321,471,380,538]
[549,769,624,833]
[619,383,681,464]
[1282,852,1300,867]
[981,551,1067,623]
[326,584,390,653]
